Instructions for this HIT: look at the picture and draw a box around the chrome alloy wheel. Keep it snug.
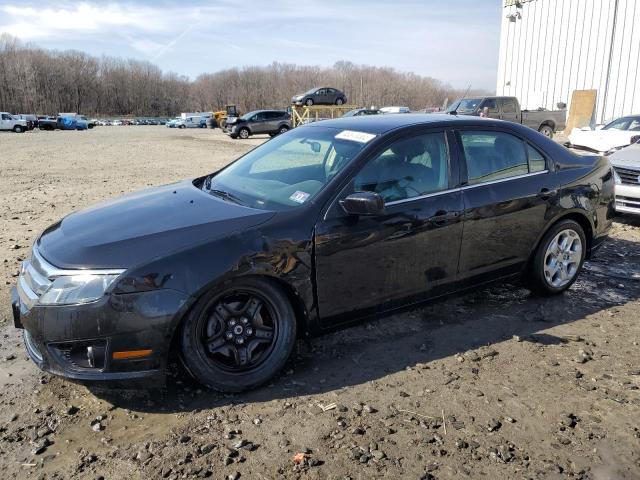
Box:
[543,229,582,288]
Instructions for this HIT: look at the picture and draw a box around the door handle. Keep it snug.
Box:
[537,188,556,199]
[428,210,456,226]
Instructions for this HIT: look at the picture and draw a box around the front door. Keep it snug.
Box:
[455,129,558,284]
[315,129,464,325]
[0,113,11,130]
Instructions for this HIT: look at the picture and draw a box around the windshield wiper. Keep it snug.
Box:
[207,188,246,206]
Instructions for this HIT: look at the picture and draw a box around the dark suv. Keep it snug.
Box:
[226,110,291,139]
[291,87,347,106]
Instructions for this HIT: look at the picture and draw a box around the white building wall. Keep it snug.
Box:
[497,0,640,124]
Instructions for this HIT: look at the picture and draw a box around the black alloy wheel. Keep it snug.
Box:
[180,278,296,392]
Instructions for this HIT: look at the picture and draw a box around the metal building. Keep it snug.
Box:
[496,0,640,124]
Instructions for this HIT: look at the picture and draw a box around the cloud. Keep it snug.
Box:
[0,0,501,89]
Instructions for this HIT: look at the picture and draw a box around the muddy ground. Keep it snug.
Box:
[1,126,639,480]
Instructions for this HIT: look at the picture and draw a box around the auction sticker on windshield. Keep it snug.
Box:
[289,191,311,204]
[335,130,377,143]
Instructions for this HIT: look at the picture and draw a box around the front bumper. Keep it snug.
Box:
[11,285,189,386]
[615,184,640,215]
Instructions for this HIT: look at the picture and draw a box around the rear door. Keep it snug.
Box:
[456,128,558,284]
[314,128,464,325]
[500,97,520,123]
[0,113,12,130]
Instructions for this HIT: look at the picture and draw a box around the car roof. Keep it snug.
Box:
[304,113,508,134]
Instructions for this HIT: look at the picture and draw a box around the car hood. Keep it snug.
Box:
[568,128,637,152]
[37,180,275,269]
[610,144,640,168]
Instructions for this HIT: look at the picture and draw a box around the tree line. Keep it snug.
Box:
[0,34,487,117]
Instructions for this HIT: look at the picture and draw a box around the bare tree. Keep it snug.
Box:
[0,34,489,116]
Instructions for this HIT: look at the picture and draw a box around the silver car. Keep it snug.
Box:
[610,139,640,215]
[291,87,347,107]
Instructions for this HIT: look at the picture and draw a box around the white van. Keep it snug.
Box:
[180,116,202,128]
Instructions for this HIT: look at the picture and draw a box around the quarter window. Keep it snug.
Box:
[355,132,449,203]
[527,144,547,173]
[459,131,528,185]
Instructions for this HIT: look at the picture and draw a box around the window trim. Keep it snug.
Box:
[455,128,552,188]
[352,128,454,204]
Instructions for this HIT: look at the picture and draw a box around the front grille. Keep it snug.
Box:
[614,166,640,185]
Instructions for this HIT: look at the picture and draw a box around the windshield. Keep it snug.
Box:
[603,116,640,131]
[203,126,373,211]
[446,98,482,114]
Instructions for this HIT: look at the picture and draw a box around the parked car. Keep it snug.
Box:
[15,114,38,130]
[225,110,291,139]
[445,96,566,138]
[342,108,381,117]
[166,117,181,128]
[291,87,347,106]
[0,112,28,132]
[609,138,640,215]
[568,115,640,154]
[12,114,614,392]
[39,115,88,130]
[380,106,411,114]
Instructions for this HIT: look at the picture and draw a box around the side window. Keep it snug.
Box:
[253,112,266,121]
[502,99,517,113]
[355,132,449,203]
[629,119,640,131]
[527,144,547,172]
[1,114,10,120]
[481,99,499,113]
[460,131,528,185]
[326,88,335,94]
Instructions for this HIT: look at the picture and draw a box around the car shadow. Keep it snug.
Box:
[88,234,640,412]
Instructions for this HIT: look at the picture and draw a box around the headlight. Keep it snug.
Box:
[613,169,621,185]
[39,273,121,305]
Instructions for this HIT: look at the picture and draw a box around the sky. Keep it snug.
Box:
[0,0,502,90]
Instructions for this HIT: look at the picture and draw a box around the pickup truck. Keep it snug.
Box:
[445,96,566,138]
[38,115,89,131]
[0,112,28,133]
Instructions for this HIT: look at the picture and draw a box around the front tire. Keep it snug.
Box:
[336,98,344,105]
[180,277,297,392]
[305,98,314,107]
[238,127,250,139]
[538,125,554,138]
[13,125,24,133]
[526,220,586,296]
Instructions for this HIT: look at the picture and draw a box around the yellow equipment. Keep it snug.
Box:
[213,105,239,129]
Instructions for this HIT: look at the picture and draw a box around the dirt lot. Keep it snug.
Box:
[1,126,640,480]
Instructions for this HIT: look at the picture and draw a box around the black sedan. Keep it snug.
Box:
[12,115,614,392]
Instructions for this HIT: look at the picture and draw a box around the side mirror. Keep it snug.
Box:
[557,102,567,109]
[340,192,384,216]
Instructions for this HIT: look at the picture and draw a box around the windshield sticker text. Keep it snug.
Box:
[335,130,376,143]
[289,191,310,204]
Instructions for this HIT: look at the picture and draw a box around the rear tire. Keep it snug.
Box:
[538,125,554,138]
[525,220,586,296]
[277,125,289,135]
[180,277,297,392]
